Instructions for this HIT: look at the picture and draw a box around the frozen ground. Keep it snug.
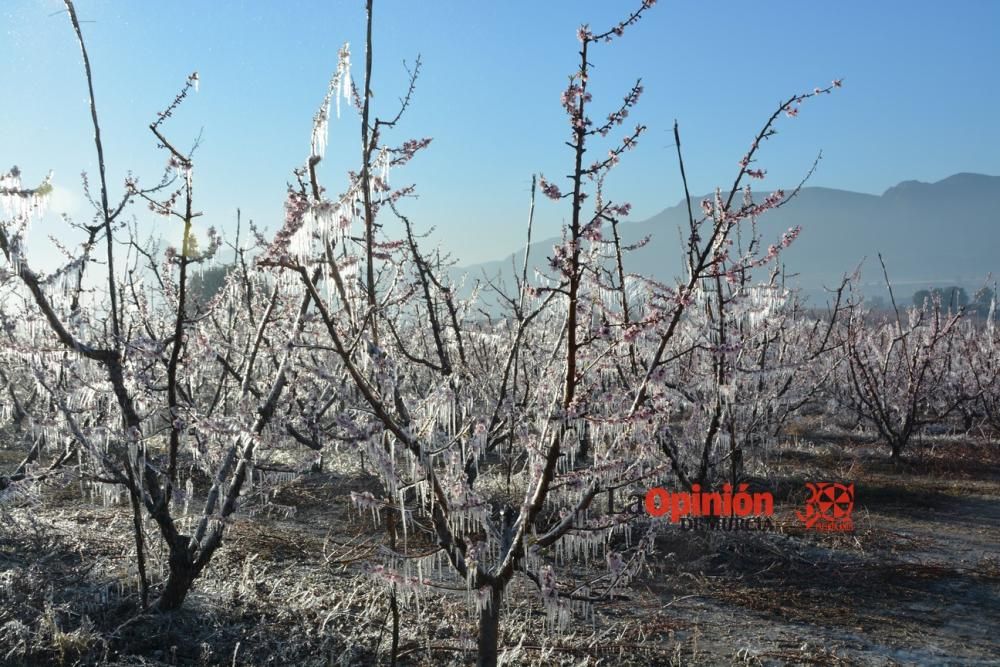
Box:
[1,427,998,666]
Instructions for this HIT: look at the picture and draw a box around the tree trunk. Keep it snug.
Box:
[476,586,502,667]
[153,545,199,611]
[890,439,902,463]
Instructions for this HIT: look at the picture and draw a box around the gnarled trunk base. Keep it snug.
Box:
[153,545,200,611]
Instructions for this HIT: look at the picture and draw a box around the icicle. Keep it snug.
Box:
[398,488,408,544]
[338,43,352,116]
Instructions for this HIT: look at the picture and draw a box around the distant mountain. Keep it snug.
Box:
[455,173,1000,303]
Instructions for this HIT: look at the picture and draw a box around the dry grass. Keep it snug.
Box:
[1,429,999,665]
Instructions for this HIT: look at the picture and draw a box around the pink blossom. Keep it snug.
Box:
[608,202,632,217]
[538,176,563,200]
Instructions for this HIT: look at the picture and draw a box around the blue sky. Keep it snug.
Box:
[2,0,999,266]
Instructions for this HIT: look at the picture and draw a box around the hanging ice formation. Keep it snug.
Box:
[1,167,52,226]
[310,44,353,160]
[744,284,788,329]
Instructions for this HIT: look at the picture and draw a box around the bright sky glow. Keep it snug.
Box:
[2,0,998,266]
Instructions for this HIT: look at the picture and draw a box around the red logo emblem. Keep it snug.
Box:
[797,483,854,532]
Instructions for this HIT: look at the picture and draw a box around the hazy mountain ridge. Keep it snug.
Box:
[456,173,1000,299]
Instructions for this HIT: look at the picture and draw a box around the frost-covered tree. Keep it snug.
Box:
[0,1,325,611]
[597,98,846,491]
[833,261,976,460]
[258,1,849,664]
[654,270,848,488]
[258,5,669,665]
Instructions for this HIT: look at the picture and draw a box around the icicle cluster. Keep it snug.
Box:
[310,44,353,159]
